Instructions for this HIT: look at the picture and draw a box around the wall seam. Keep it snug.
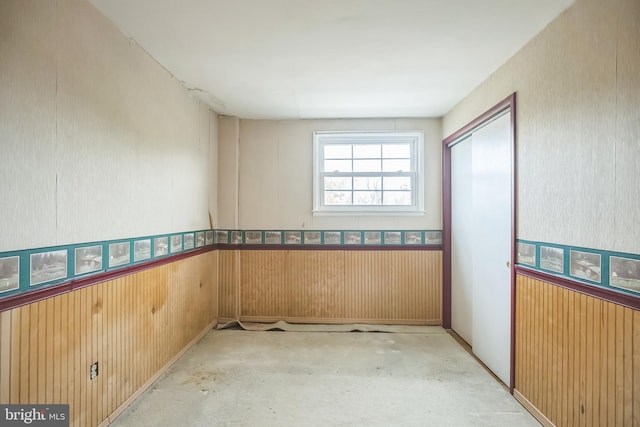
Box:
[612,0,620,249]
[235,120,240,229]
[54,0,59,243]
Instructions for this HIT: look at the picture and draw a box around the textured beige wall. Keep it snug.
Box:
[0,0,217,252]
[232,118,442,230]
[443,0,640,254]
[217,116,240,229]
[208,110,219,227]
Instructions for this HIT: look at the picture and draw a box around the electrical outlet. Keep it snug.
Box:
[90,362,99,380]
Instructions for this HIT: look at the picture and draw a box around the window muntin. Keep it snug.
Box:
[313,131,424,214]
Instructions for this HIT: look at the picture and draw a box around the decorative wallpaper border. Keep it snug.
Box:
[214,229,443,246]
[516,239,640,298]
[0,230,215,299]
[0,229,442,304]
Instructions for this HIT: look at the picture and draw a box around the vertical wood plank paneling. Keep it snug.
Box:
[37,301,47,404]
[89,287,96,426]
[569,289,576,425]
[237,250,441,324]
[528,278,536,407]
[535,280,542,411]
[112,278,121,416]
[550,285,556,423]
[111,277,118,412]
[543,282,550,417]
[103,281,112,420]
[0,252,216,427]
[553,285,561,425]
[29,303,38,403]
[607,302,617,427]
[149,268,157,391]
[0,310,11,403]
[127,272,134,405]
[615,305,624,427]
[633,310,640,427]
[591,299,601,426]
[514,280,528,398]
[72,291,80,427]
[53,296,62,405]
[623,308,633,426]
[561,288,569,427]
[45,299,54,405]
[580,295,587,427]
[134,272,144,394]
[10,308,21,403]
[515,274,639,427]
[218,250,239,320]
[19,305,29,403]
[95,284,103,426]
[125,274,132,410]
[80,287,89,427]
[70,290,78,426]
[240,250,346,319]
[538,281,545,416]
[210,251,219,321]
[599,297,608,427]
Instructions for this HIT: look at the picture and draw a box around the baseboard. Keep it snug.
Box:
[238,316,440,326]
[98,319,217,427]
[446,329,509,391]
[513,389,555,427]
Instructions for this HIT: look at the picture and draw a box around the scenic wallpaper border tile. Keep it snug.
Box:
[516,239,640,297]
[0,229,214,298]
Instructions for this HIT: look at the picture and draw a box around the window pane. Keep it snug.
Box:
[382,144,410,158]
[314,131,423,212]
[353,176,382,190]
[324,191,352,205]
[353,191,382,205]
[324,144,352,159]
[383,191,412,205]
[382,159,411,172]
[353,159,381,172]
[324,177,351,190]
[383,176,411,190]
[353,144,381,159]
[324,159,352,172]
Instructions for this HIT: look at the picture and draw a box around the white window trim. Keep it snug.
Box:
[312,131,425,216]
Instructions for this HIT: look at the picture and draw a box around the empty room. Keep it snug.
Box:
[0,0,638,426]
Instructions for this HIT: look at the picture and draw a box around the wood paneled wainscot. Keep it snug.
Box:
[0,251,218,427]
[219,250,442,325]
[515,274,640,426]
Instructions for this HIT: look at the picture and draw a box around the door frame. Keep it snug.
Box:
[442,93,517,392]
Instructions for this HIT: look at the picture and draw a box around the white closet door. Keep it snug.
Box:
[470,112,512,385]
[450,111,512,386]
[451,136,473,345]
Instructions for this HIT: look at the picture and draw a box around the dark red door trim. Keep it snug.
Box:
[442,93,517,392]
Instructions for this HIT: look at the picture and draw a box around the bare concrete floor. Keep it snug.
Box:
[111,327,539,426]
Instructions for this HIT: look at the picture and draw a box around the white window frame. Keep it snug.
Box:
[313,131,425,215]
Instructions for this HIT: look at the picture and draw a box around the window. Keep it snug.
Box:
[313,131,424,215]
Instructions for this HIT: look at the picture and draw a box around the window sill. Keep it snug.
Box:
[312,210,426,217]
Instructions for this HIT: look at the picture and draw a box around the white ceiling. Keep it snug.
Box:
[89,0,573,119]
